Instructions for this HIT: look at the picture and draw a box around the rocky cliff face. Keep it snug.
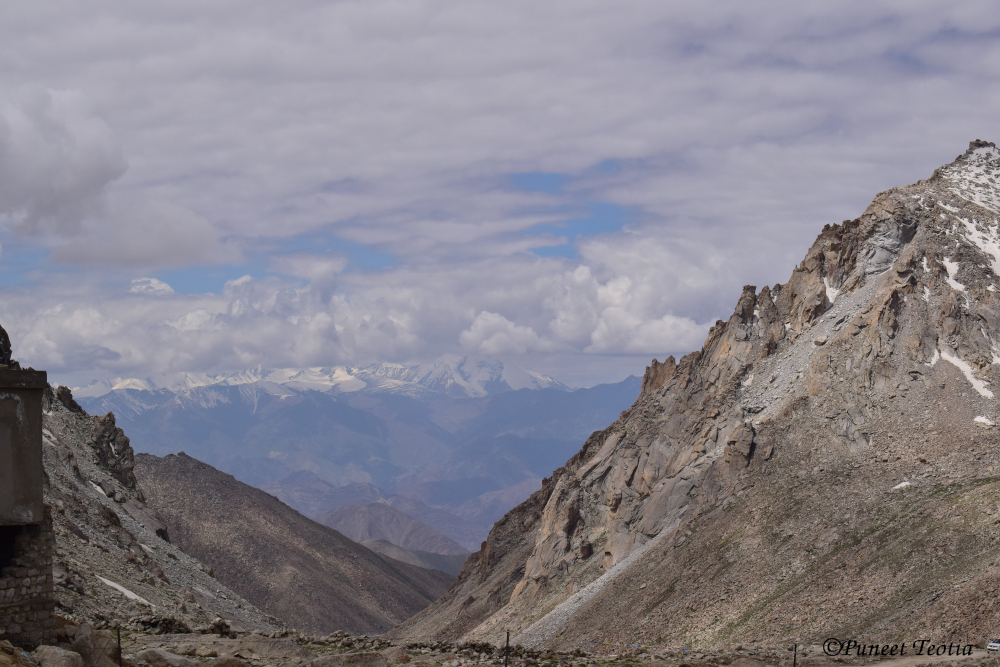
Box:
[390,141,1000,649]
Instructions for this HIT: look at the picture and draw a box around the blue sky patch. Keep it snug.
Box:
[275,232,396,272]
[0,237,49,288]
[509,172,570,194]
[153,262,269,295]
[524,202,634,259]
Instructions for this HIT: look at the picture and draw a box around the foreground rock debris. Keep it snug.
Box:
[11,628,992,667]
[390,141,1000,649]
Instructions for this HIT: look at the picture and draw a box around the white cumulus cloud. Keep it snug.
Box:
[460,312,554,355]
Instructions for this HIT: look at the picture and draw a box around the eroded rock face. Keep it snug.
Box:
[89,412,140,493]
[389,141,1000,648]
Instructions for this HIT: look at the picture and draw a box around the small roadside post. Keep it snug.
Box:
[505,631,510,667]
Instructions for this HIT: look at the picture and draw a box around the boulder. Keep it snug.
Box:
[380,647,409,665]
[205,658,248,667]
[135,649,197,667]
[32,647,84,667]
[307,652,388,667]
[70,628,119,667]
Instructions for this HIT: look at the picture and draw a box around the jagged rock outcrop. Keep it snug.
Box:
[390,141,1000,649]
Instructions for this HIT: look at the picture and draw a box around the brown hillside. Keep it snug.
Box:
[134,452,453,635]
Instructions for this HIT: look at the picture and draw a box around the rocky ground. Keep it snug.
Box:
[5,625,995,667]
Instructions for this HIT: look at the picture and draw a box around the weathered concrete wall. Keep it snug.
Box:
[0,370,47,525]
[0,370,54,649]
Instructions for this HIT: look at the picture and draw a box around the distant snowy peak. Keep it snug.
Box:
[351,356,567,398]
[72,357,569,399]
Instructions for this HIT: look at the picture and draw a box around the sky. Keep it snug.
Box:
[0,1,999,388]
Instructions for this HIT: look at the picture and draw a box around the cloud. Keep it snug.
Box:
[50,196,240,267]
[1,2,1000,385]
[0,86,239,268]
[0,87,124,233]
[460,312,553,355]
[129,277,174,295]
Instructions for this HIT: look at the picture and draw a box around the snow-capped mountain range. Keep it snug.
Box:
[73,355,569,400]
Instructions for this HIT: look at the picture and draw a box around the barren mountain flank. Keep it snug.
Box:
[389,141,1000,650]
[134,453,454,635]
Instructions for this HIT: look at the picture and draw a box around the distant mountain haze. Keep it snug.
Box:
[75,357,641,548]
[315,502,469,556]
[359,540,470,577]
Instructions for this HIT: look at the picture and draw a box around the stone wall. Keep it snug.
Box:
[0,370,54,650]
[0,510,55,648]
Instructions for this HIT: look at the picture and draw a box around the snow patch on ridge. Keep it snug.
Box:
[940,145,1000,214]
[942,257,966,291]
[960,218,1000,276]
[73,357,571,401]
[823,278,840,303]
[97,576,152,605]
[975,416,995,427]
[939,347,994,398]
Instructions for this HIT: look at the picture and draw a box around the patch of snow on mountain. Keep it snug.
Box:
[940,144,1000,214]
[96,576,152,605]
[823,277,840,303]
[941,257,966,291]
[939,347,994,398]
[960,218,1000,275]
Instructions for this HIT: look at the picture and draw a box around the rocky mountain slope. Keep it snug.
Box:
[315,503,470,556]
[39,384,283,633]
[389,141,1000,649]
[134,453,454,635]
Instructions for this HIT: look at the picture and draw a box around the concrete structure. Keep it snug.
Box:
[0,369,54,649]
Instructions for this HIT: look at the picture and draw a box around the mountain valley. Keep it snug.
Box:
[388,141,1000,649]
[74,361,641,550]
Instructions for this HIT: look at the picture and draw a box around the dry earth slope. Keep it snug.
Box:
[134,453,454,636]
[389,140,1000,650]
